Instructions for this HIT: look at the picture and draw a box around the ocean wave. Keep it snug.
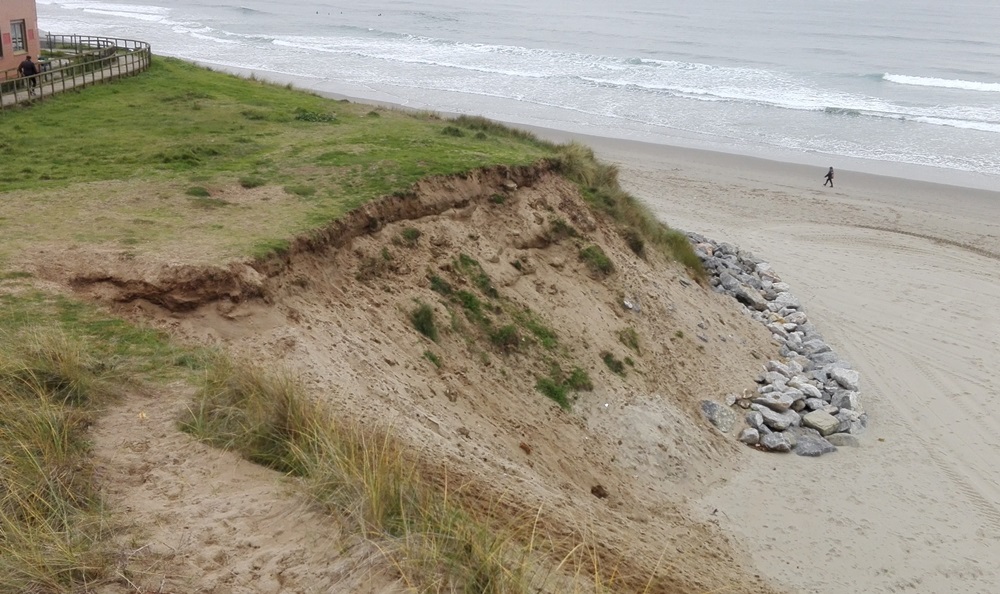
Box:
[884,73,1000,93]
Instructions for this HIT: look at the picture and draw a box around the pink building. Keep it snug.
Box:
[1,0,40,74]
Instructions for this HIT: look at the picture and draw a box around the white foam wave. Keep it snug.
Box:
[909,116,1000,133]
[884,73,1000,93]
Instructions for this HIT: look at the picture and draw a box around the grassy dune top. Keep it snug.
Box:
[0,58,555,261]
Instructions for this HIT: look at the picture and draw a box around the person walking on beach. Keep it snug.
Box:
[823,166,834,187]
[17,56,39,96]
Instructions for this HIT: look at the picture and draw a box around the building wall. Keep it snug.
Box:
[0,0,41,74]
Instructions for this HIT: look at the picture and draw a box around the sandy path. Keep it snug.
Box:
[592,146,1000,593]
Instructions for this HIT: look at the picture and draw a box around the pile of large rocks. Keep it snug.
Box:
[690,233,868,456]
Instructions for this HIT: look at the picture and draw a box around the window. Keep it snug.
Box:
[11,20,27,53]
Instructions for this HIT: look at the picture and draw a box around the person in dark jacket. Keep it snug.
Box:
[823,166,834,187]
[17,56,39,95]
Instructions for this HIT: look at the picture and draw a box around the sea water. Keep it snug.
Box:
[36,0,1000,189]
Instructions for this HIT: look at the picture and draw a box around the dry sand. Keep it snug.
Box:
[573,137,1000,593]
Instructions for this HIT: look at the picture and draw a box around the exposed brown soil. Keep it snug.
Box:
[24,165,784,593]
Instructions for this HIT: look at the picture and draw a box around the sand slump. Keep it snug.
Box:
[38,166,786,592]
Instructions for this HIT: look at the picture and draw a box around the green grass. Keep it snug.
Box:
[456,254,499,299]
[601,351,626,376]
[579,244,614,277]
[619,327,640,353]
[0,58,555,267]
[396,226,422,247]
[423,350,442,368]
[549,217,580,240]
[535,364,593,410]
[513,308,558,349]
[554,142,705,279]
[489,324,521,353]
[185,185,211,197]
[429,275,453,296]
[410,303,438,342]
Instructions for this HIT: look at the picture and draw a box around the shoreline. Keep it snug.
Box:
[185,57,1000,195]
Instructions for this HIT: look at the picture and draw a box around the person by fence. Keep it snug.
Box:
[17,56,39,95]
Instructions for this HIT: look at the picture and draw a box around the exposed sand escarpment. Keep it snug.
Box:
[29,165,786,592]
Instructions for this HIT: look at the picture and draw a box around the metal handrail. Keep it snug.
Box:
[0,34,152,110]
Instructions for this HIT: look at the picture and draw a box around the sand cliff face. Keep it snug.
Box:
[39,166,784,592]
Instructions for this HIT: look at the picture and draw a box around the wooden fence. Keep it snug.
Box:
[0,34,151,110]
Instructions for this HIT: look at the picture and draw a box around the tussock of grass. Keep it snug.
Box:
[182,358,532,592]
[579,244,615,277]
[554,142,705,279]
[619,327,640,353]
[239,175,265,189]
[0,329,123,592]
[549,217,581,241]
[395,227,422,247]
[429,275,453,296]
[185,186,211,197]
[423,350,442,368]
[457,254,499,299]
[535,364,593,409]
[489,324,521,353]
[601,351,627,376]
[410,303,439,342]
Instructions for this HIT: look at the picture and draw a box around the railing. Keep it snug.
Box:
[0,34,151,110]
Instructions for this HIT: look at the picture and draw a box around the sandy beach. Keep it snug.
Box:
[577,137,1000,593]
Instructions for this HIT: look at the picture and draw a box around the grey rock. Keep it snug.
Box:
[738,428,760,445]
[758,371,788,386]
[836,410,868,435]
[794,434,837,457]
[798,383,824,399]
[801,410,840,436]
[808,351,842,368]
[760,432,792,452]
[831,368,861,391]
[751,404,801,431]
[787,425,822,440]
[766,323,789,339]
[831,390,864,413]
[827,433,861,447]
[720,272,741,292]
[784,311,808,325]
[734,285,769,311]
[755,262,776,278]
[804,398,827,411]
[700,400,737,433]
[766,360,793,378]
[772,292,802,309]
[801,339,831,356]
[745,411,765,432]
[754,392,797,412]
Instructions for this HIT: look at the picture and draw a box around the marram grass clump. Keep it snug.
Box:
[553,142,705,279]
[181,357,533,592]
[0,329,121,593]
